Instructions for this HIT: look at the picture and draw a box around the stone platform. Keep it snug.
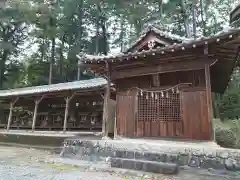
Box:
[62,138,240,174]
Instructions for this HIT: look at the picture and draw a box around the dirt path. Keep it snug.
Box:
[0,146,239,180]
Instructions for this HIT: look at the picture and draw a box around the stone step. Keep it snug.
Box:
[114,150,180,164]
[111,157,179,174]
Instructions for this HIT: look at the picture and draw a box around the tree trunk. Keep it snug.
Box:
[200,0,207,36]
[59,33,66,81]
[158,0,163,18]
[120,18,125,52]
[101,20,108,55]
[180,0,190,37]
[49,37,55,85]
[192,3,197,39]
[0,50,9,89]
[96,4,101,55]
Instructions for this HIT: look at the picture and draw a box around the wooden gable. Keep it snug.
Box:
[126,26,185,53]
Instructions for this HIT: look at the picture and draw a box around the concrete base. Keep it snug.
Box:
[0,129,102,137]
[0,130,102,147]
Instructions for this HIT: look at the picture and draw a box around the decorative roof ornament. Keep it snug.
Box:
[148,40,155,49]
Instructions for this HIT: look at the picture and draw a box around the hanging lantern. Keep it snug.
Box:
[140,90,143,96]
[172,88,175,94]
[166,92,169,98]
[151,92,154,98]
[155,93,158,100]
[146,93,149,99]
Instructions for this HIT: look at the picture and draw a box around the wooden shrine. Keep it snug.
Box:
[79,26,240,141]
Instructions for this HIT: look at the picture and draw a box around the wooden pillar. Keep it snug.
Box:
[63,93,76,132]
[102,61,111,137]
[102,88,107,135]
[63,97,70,132]
[205,64,214,141]
[7,98,18,131]
[32,96,44,132]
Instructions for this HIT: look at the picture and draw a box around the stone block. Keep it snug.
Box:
[159,154,168,162]
[178,154,189,166]
[105,147,114,157]
[168,154,178,164]
[99,147,107,157]
[115,150,124,158]
[124,151,135,159]
[188,156,200,168]
[159,163,179,175]
[143,152,155,161]
[111,158,122,168]
[142,161,179,174]
[225,158,240,171]
[134,161,143,171]
[144,162,159,173]
[135,152,144,159]
[201,157,224,170]
[122,159,135,170]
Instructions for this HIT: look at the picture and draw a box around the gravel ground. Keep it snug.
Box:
[0,146,239,180]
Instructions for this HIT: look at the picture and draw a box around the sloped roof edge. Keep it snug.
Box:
[0,78,107,98]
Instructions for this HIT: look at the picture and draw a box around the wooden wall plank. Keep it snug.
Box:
[145,121,151,137]
[180,90,211,140]
[137,121,144,137]
[151,121,159,137]
[116,92,137,137]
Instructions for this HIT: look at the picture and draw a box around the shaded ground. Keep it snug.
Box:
[0,146,239,180]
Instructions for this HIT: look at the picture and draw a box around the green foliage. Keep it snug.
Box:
[214,119,240,149]
[0,0,238,89]
[216,70,240,120]
[215,126,236,148]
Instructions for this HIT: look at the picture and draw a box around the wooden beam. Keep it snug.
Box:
[6,97,19,131]
[32,96,45,132]
[112,59,216,80]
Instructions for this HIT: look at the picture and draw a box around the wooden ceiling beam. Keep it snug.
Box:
[112,59,216,80]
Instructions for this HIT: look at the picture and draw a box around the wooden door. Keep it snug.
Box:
[180,89,212,140]
[116,92,137,137]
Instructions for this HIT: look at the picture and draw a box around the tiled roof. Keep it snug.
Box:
[0,78,107,97]
[230,4,240,23]
[125,25,190,53]
[78,27,240,63]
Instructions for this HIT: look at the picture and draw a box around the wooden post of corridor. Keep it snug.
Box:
[32,96,45,132]
[7,97,19,131]
[63,93,76,132]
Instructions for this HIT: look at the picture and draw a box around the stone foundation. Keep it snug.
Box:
[61,139,240,173]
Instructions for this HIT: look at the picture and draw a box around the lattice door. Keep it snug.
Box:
[137,92,180,122]
[136,91,183,137]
